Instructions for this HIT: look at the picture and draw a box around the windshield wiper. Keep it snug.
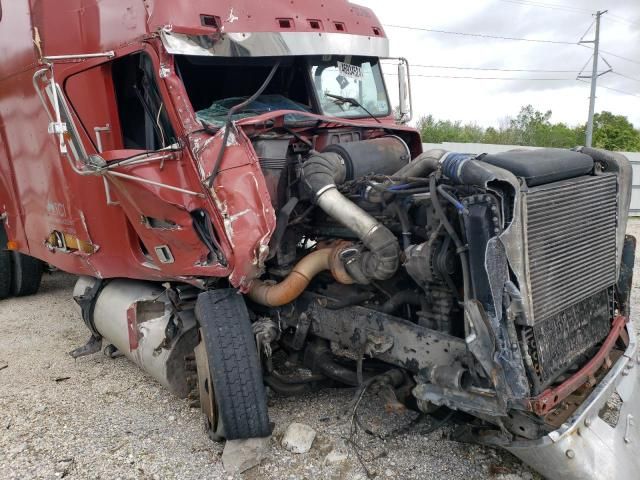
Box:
[325,93,381,124]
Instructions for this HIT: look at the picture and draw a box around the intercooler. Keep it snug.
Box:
[522,173,619,389]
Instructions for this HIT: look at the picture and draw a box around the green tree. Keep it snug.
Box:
[417,105,639,151]
[592,111,640,152]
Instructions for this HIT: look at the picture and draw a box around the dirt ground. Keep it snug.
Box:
[2,220,639,480]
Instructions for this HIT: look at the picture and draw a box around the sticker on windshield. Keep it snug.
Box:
[337,61,363,80]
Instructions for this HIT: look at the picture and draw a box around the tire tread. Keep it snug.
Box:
[195,289,270,440]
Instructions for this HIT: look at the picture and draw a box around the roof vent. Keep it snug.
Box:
[200,15,221,29]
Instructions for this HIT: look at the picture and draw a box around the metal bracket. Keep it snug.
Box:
[73,279,108,337]
[93,124,111,153]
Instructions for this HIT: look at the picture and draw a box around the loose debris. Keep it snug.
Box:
[222,436,271,473]
[281,423,317,454]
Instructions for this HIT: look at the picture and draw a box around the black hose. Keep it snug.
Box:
[436,185,469,215]
[430,174,471,303]
[391,203,412,249]
[206,61,281,188]
[325,291,374,310]
[381,290,424,314]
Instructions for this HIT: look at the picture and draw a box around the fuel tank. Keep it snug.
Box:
[73,277,198,397]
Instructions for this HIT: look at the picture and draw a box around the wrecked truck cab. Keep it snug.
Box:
[0,1,637,478]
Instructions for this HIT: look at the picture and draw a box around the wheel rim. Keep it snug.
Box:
[194,329,220,436]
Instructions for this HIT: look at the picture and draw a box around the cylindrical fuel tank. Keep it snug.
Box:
[323,136,411,180]
[73,277,198,397]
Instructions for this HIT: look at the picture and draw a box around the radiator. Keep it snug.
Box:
[523,288,613,390]
[525,174,618,324]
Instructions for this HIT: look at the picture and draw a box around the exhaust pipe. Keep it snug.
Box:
[248,243,353,307]
[301,152,400,284]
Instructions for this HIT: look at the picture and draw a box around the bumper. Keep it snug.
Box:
[505,318,640,480]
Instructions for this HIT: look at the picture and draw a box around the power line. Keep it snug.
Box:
[497,0,640,27]
[383,63,598,74]
[385,23,640,68]
[385,23,640,66]
[599,49,640,66]
[385,73,575,81]
[388,72,640,97]
[577,79,640,98]
[497,0,591,15]
[577,42,640,66]
[382,24,577,45]
[611,71,640,84]
[607,12,640,28]
[599,84,640,98]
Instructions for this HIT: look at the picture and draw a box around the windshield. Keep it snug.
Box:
[309,56,390,119]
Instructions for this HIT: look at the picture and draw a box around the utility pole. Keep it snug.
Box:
[579,10,609,147]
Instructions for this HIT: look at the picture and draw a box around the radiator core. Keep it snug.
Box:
[525,174,618,324]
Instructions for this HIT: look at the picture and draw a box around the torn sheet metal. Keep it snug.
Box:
[505,318,640,480]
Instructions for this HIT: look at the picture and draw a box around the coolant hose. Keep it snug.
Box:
[302,152,400,283]
[430,173,471,303]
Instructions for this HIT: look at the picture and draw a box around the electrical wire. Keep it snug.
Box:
[607,12,640,28]
[384,72,576,81]
[382,62,602,74]
[388,73,639,97]
[577,78,640,98]
[385,23,640,68]
[497,0,640,28]
[611,71,640,84]
[599,49,640,66]
[383,24,577,45]
[496,0,592,15]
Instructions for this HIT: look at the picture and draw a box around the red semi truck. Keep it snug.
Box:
[0,1,638,478]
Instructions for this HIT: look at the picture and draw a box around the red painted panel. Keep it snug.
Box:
[0,0,408,289]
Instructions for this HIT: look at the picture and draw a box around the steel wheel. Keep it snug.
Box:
[194,330,225,441]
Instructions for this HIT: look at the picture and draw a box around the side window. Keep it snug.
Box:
[112,53,176,150]
[65,52,176,153]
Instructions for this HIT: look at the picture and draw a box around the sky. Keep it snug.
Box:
[357,0,640,129]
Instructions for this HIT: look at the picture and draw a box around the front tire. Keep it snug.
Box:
[194,289,271,441]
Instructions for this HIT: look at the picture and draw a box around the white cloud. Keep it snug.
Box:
[358,0,640,128]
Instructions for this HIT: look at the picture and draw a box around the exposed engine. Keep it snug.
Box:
[245,132,633,439]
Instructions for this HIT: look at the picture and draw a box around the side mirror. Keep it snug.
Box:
[397,58,412,124]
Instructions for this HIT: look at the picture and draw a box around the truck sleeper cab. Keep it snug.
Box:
[0,2,638,479]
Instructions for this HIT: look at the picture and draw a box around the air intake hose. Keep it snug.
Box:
[392,148,448,178]
[302,152,400,283]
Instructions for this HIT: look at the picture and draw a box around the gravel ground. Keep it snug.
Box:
[2,220,640,480]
